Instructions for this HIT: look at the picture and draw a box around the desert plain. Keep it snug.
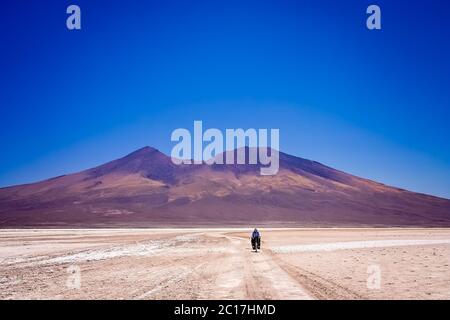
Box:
[1,228,450,300]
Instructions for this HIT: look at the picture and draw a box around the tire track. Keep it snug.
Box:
[225,234,313,300]
[268,251,363,300]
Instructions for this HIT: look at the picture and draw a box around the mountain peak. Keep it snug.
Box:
[127,146,159,156]
[84,146,175,181]
[1,145,450,227]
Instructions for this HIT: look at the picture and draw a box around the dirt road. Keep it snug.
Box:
[1,228,450,299]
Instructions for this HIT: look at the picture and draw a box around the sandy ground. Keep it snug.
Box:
[1,228,450,300]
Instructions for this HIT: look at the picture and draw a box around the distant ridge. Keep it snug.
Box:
[0,146,449,227]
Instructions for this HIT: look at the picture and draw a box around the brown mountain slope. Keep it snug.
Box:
[0,146,449,227]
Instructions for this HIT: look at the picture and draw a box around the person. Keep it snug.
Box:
[251,228,261,250]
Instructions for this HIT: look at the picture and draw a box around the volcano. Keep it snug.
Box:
[0,146,449,227]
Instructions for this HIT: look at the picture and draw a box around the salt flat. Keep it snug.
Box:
[1,228,449,299]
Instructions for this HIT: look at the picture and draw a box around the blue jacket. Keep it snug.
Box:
[252,230,260,239]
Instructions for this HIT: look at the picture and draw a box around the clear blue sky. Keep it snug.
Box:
[1,0,449,198]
